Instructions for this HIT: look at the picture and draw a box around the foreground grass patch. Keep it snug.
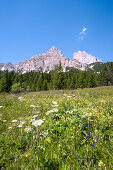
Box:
[0,87,113,169]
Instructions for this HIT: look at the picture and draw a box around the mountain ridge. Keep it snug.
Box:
[0,46,102,73]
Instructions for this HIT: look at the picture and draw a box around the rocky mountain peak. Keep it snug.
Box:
[73,51,102,65]
[46,46,63,57]
[49,46,58,51]
[0,47,102,73]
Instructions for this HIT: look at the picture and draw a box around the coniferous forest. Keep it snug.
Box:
[0,62,113,93]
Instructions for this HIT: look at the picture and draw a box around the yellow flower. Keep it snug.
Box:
[98,160,104,167]
[95,129,98,135]
[58,144,61,148]
[24,152,30,157]
[46,137,51,143]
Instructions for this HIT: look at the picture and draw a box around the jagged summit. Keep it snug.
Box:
[73,51,102,65]
[48,46,59,51]
[0,47,102,73]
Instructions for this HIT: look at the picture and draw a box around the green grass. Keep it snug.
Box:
[0,87,113,169]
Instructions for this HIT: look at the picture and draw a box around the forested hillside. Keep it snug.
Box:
[0,62,113,93]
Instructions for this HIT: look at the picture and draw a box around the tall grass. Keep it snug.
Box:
[0,87,113,169]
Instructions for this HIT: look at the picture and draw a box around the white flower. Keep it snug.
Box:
[54,104,58,108]
[12,119,18,123]
[24,126,32,133]
[30,105,35,108]
[45,108,58,115]
[20,121,25,125]
[41,130,48,138]
[67,96,71,98]
[53,108,58,112]
[32,119,44,127]
[17,120,25,128]
[52,101,57,105]
[30,118,35,122]
[18,124,23,128]
[0,106,3,108]
[32,115,38,118]
[3,120,7,122]
[8,126,12,129]
[45,110,53,115]
[18,97,25,101]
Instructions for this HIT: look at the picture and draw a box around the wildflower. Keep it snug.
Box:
[54,104,58,108]
[3,120,7,122]
[30,118,35,122]
[8,126,12,129]
[12,119,18,123]
[67,96,71,98]
[96,135,100,141]
[108,104,110,109]
[52,101,57,105]
[41,130,48,138]
[87,132,92,138]
[98,160,104,167]
[24,152,30,157]
[32,115,38,118]
[91,140,95,148]
[0,106,3,108]
[24,126,32,133]
[88,121,91,128]
[30,105,35,108]
[20,121,25,125]
[45,108,58,115]
[46,137,51,143]
[32,119,44,127]
[58,144,61,148]
[53,108,58,112]
[17,124,23,128]
[14,157,18,162]
[18,97,25,101]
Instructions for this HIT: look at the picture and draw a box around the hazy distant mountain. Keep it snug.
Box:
[0,46,102,73]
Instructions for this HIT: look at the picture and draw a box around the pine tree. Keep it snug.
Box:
[0,77,7,92]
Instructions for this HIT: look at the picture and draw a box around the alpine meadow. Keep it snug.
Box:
[0,0,113,169]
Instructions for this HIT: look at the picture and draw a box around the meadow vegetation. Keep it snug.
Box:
[0,86,113,169]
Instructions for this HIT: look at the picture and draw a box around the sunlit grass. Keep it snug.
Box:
[0,87,113,169]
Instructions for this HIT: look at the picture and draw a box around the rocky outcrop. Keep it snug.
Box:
[0,62,15,71]
[0,46,102,73]
[73,51,102,69]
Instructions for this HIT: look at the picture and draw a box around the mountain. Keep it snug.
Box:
[0,46,102,73]
[0,62,15,71]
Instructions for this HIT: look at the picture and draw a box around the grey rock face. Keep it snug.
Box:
[0,62,15,71]
[0,47,102,73]
[73,51,102,65]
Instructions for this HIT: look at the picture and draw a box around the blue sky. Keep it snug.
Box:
[0,0,113,64]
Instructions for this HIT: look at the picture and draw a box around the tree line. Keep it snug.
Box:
[0,62,113,93]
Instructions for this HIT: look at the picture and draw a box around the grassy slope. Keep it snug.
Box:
[0,86,113,169]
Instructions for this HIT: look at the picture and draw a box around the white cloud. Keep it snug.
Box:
[79,26,87,40]
[80,27,87,35]
[80,36,84,40]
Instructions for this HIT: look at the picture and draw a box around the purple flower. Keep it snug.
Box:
[88,121,91,128]
[96,135,100,141]
[91,140,95,148]
[108,104,110,109]
[87,132,92,138]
